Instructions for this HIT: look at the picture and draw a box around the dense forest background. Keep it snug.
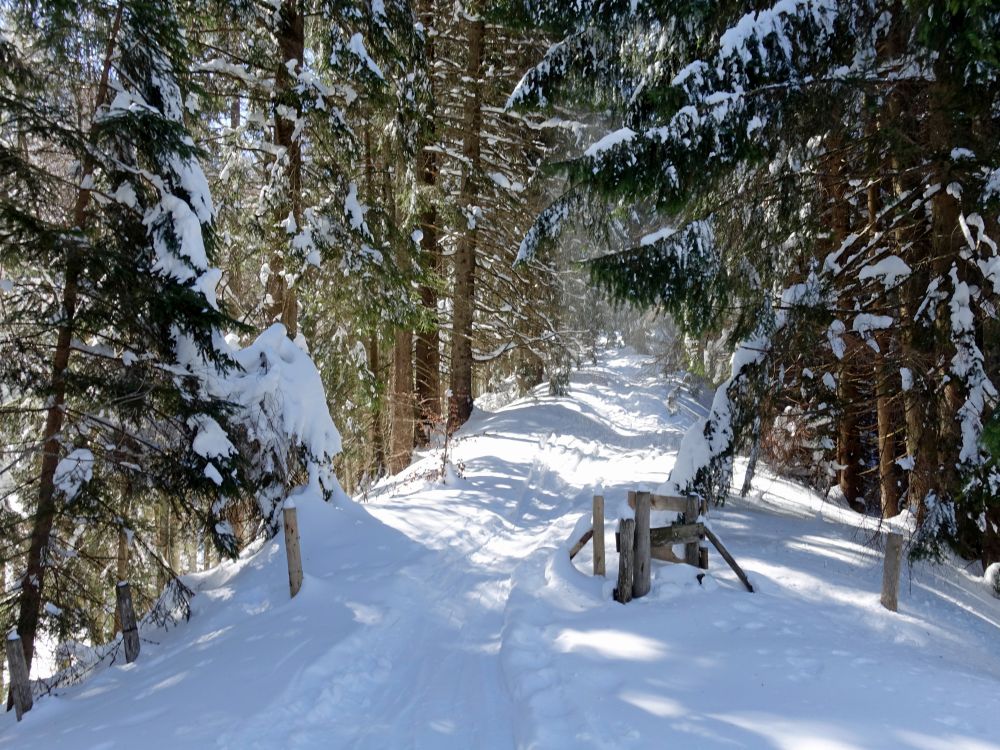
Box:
[2,0,999,699]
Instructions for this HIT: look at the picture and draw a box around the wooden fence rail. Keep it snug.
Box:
[568,529,593,560]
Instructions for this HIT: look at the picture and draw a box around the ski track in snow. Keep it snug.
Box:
[4,350,1000,749]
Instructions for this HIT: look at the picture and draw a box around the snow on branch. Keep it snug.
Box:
[221,324,344,526]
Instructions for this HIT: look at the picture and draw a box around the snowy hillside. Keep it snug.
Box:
[3,350,1000,750]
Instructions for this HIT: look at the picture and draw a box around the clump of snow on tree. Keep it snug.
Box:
[221,324,345,522]
[53,449,95,501]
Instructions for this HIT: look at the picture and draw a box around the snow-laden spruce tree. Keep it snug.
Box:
[506,0,1000,565]
[1,0,243,676]
[1,0,343,678]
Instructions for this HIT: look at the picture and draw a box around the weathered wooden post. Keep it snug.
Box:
[614,519,635,604]
[115,582,140,663]
[698,496,709,569]
[592,495,605,577]
[5,632,32,720]
[684,496,700,566]
[632,491,651,598]
[880,531,904,612]
[283,503,304,598]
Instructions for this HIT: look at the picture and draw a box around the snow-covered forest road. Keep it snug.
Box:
[3,350,1000,749]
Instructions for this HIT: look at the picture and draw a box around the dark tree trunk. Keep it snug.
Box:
[268,0,304,339]
[389,329,415,472]
[875,342,901,518]
[414,0,440,445]
[447,17,485,433]
[367,330,386,476]
[837,353,865,512]
[823,142,865,513]
[869,178,901,518]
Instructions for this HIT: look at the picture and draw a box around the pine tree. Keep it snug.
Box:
[0,0,255,675]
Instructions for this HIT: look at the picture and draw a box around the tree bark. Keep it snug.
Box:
[875,343,901,517]
[824,144,864,513]
[883,16,933,525]
[869,178,901,518]
[414,0,441,445]
[389,329,415,472]
[447,17,485,433]
[837,359,864,512]
[930,171,964,508]
[267,0,304,339]
[156,499,176,591]
[367,330,386,476]
[362,129,385,478]
[113,498,130,636]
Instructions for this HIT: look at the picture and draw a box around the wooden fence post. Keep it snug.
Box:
[881,531,904,612]
[614,519,635,604]
[632,491,651,598]
[115,582,140,664]
[284,504,303,598]
[5,632,32,721]
[684,497,700,566]
[592,495,605,577]
[698,497,709,569]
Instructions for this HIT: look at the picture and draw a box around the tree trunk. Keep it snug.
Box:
[156,500,174,591]
[268,0,304,339]
[367,330,386,476]
[837,360,864,512]
[869,178,901,518]
[875,342,900,517]
[930,177,964,508]
[885,18,933,525]
[413,0,440,446]
[202,533,214,571]
[386,141,414,473]
[113,497,130,635]
[13,4,123,684]
[361,129,386,477]
[389,329,415,472]
[901,358,936,525]
[447,17,485,433]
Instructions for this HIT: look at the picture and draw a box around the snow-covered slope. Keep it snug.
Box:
[4,350,1000,749]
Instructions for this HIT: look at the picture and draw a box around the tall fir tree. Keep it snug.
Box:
[1,0,250,676]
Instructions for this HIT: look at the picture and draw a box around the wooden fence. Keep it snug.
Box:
[568,490,754,602]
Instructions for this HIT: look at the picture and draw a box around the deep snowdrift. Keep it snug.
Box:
[3,350,1000,749]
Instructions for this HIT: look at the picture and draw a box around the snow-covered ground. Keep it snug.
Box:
[4,349,1000,749]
